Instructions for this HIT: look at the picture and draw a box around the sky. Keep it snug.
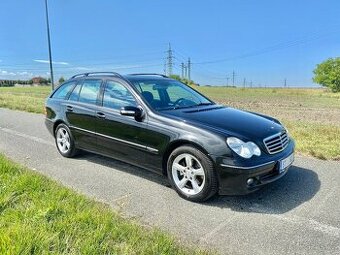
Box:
[0,0,339,87]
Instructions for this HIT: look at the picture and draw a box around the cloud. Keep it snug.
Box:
[0,69,34,77]
[0,70,16,76]
[34,59,69,65]
[18,71,34,76]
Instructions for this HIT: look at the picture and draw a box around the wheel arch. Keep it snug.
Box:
[161,139,212,176]
[53,119,66,135]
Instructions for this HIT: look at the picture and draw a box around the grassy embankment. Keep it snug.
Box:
[0,86,339,160]
[0,154,208,254]
[196,87,340,160]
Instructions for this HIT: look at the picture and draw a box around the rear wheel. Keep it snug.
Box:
[167,145,218,202]
[55,123,78,158]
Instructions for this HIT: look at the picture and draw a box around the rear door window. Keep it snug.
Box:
[78,79,102,105]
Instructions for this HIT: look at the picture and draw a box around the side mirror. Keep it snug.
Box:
[120,106,144,121]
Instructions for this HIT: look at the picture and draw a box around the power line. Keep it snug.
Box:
[193,29,339,65]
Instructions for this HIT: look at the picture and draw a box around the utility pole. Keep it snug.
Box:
[243,78,246,88]
[226,77,230,86]
[44,0,54,90]
[284,78,287,88]
[187,58,191,81]
[250,81,253,88]
[163,60,167,75]
[167,43,173,76]
[181,62,185,78]
[232,70,236,86]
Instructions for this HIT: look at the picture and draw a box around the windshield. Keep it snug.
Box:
[131,79,213,110]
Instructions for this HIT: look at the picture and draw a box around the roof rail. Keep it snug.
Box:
[128,73,168,78]
[70,72,124,79]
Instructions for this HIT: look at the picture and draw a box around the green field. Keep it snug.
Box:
[0,154,208,254]
[0,86,339,160]
[0,86,49,113]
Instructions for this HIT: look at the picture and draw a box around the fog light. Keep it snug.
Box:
[247,178,254,186]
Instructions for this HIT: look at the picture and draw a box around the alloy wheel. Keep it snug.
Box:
[171,153,206,196]
[56,127,71,154]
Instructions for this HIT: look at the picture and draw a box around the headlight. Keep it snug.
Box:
[226,137,261,159]
[283,126,289,136]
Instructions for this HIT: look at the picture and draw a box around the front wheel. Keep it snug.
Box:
[167,145,218,202]
[55,123,78,158]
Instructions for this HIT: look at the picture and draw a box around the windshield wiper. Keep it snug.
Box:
[196,102,214,106]
[174,102,214,110]
[182,102,214,109]
[159,102,214,111]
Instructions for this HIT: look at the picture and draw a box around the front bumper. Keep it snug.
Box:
[213,140,295,195]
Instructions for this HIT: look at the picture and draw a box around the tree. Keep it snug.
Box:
[59,77,65,84]
[313,57,340,92]
[169,74,197,86]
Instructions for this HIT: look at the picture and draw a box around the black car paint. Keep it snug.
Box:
[45,75,295,195]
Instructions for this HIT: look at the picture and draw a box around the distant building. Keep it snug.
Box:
[31,77,45,84]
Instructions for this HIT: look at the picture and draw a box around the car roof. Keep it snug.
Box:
[68,73,170,83]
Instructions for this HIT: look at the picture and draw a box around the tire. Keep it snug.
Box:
[167,145,218,202]
[54,123,78,158]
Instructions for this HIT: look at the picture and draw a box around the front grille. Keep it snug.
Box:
[263,131,289,154]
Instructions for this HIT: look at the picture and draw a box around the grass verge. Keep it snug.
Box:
[284,120,340,160]
[0,154,208,255]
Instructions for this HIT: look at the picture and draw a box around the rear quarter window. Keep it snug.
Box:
[68,84,81,101]
[51,81,77,99]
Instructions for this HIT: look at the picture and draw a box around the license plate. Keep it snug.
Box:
[279,153,294,173]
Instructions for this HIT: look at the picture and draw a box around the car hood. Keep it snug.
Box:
[160,105,283,140]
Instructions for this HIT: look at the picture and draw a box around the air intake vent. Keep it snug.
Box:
[263,131,289,154]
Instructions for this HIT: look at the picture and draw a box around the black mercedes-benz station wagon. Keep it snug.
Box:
[45,72,295,202]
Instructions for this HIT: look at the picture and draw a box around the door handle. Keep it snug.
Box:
[66,105,73,112]
[96,112,106,119]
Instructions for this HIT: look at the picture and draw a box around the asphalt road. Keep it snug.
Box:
[0,108,339,255]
